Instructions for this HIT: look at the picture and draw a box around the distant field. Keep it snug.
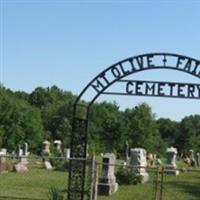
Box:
[0,160,200,200]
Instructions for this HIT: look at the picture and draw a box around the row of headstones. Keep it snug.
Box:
[0,143,30,173]
[0,141,71,172]
[98,148,149,196]
[98,147,196,196]
[42,140,70,159]
[42,140,71,170]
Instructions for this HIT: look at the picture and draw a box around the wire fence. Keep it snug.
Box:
[159,167,200,200]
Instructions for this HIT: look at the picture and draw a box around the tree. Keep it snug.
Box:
[178,115,200,153]
[0,87,45,151]
[157,118,180,147]
[89,101,125,153]
[29,86,75,143]
[123,103,164,154]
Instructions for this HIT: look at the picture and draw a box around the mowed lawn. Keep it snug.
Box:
[0,160,200,200]
[0,160,67,200]
[99,170,200,200]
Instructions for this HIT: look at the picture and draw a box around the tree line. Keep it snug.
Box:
[0,85,200,155]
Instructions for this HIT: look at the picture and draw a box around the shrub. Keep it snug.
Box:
[116,167,141,185]
[49,147,66,171]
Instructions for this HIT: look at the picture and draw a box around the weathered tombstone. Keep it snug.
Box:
[189,149,196,167]
[130,148,149,183]
[14,163,28,173]
[0,149,8,173]
[17,145,23,157]
[15,144,29,172]
[42,140,51,156]
[164,147,179,175]
[24,143,29,155]
[98,153,118,196]
[196,152,200,167]
[54,140,62,152]
[64,148,70,160]
[44,161,53,170]
[0,149,7,164]
[17,144,24,163]
[20,143,29,164]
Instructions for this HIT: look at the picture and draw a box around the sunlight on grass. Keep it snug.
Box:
[0,160,200,200]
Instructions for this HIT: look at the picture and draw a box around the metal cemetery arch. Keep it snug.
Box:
[68,53,200,200]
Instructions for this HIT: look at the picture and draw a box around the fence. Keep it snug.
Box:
[0,155,200,200]
[92,157,160,200]
[158,167,200,200]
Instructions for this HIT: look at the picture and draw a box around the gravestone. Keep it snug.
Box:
[14,163,28,173]
[20,143,30,164]
[15,144,29,172]
[17,144,24,163]
[54,140,62,152]
[164,147,179,175]
[196,152,200,167]
[130,148,149,183]
[98,153,118,196]
[17,145,23,157]
[44,161,53,170]
[64,148,70,160]
[0,149,8,173]
[189,149,196,167]
[42,140,51,156]
[0,149,7,164]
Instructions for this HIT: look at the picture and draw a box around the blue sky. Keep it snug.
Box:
[1,0,200,121]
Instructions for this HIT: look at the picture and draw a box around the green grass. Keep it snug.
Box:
[98,169,200,200]
[0,159,200,200]
[0,160,67,200]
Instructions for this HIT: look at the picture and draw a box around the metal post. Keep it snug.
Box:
[159,167,164,200]
[88,156,97,200]
[154,166,160,200]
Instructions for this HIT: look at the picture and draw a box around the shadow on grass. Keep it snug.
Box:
[0,196,45,200]
[164,179,200,199]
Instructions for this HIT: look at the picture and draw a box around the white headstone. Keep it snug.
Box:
[130,148,149,183]
[54,140,62,151]
[44,161,53,170]
[24,143,29,156]
[164,147,179,175]
[64,148,70,159]
[20,143,30,164]
[0,149,7,164]
[19,149,23,157]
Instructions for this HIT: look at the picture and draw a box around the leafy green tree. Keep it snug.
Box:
[178,115,200,153]
[29,86,75,144]
[89,101,125,153]
[123,103,164,154]
[157,118,180,147]
[0,87,45,151]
